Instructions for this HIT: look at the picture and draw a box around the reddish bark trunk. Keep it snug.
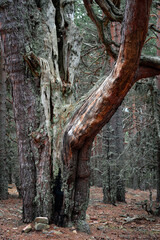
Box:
[61,0,153,230]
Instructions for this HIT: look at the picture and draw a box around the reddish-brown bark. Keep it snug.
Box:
[61,0,158,230]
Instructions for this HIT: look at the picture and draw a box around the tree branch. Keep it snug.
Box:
[134,55,160,81]
[149,24,160,34]
[95,0,123,22]
[83,0,117,59]
[63,0,153,161]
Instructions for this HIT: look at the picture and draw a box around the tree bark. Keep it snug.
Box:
[155,6,160,202]
[0,0,81,223]
[0,0,54,222]
[0,41,8,200]
[61,0,154,230]
[112,106,125,202]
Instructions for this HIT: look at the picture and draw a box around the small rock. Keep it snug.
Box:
[35,222,50,231]
[22,224,32,233]
[53,230,63,235]
[97,225,104,230]
[34,217,49,224]
[46,230,55,234]
[53,226,59,229]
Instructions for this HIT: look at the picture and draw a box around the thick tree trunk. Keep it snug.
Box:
[1,2,38,220]
[0,0,81,223]
[156,6,160,202]
[0,43,8,199]
[0,0,54,222]
[61,0,153,230]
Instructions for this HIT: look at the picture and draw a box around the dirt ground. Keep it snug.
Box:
[0,185,160,240]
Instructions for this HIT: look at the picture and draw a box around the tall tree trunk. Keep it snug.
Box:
[112,106,125,202]
[0,0,54,222]
[0,42,8,199]
[157,140,160,202]
[156,6,160,202]
[0,0,81,223]
[61,0,153,231]
[102,119,117,204]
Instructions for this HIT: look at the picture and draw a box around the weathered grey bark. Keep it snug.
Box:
[0,0,81,223]
[113,107,125,202]
[0,43,8,199]
[102,120,117,204]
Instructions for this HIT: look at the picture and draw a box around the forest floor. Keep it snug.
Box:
[0,185,160,240]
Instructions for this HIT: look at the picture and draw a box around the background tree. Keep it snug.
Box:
[0,43,8,199]
[5,80,20,195]
[155,2,160,202]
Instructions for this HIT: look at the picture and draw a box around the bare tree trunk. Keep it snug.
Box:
[0,43,8,199]
[156,6,160,202]
[102,121,117,204]
[113,107,125,202]
[0,0,54,222]
[0,0,81,223]
[61,0,153,231]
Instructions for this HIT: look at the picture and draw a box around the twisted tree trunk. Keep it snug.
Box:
[61,0,155,231]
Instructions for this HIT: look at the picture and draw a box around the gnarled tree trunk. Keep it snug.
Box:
[0,0,81,223]
[61,0,156,231]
